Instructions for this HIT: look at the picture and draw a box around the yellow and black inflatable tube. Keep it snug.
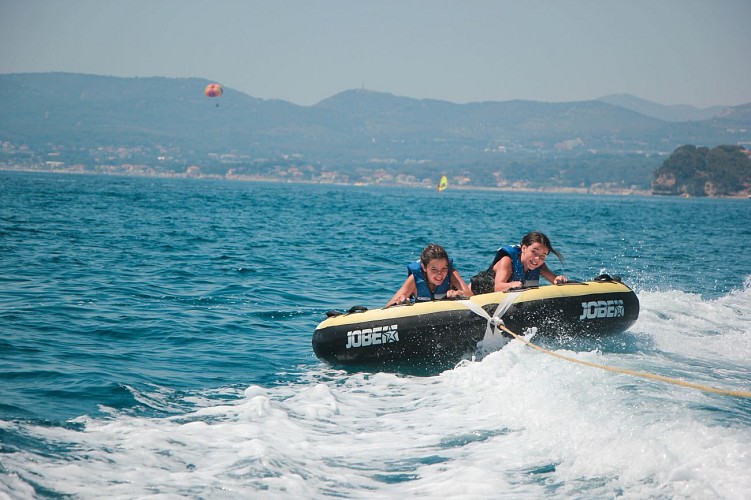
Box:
[312,277,639,371]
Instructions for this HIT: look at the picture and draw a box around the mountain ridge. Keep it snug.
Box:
[595,93,729,122]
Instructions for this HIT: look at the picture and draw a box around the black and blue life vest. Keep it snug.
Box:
[489,245,541,287]
[407,259,453,302]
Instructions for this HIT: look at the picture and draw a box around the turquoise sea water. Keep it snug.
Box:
[1,171,750,498]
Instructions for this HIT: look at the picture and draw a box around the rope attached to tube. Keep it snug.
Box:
[457,299,751,399]
[497,323,751,399]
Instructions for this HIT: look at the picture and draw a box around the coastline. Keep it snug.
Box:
[2,166,748,198]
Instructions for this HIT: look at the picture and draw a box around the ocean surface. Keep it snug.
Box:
[1,171,750,499]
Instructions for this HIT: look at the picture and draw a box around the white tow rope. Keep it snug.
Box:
[458,294,751,399]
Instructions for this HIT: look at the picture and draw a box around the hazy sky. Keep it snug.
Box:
[1,0,749,108]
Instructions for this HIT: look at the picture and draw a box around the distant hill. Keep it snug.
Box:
[597,93,727,122]
[315,89,667,144]
[1,73,750,190]
[0,72,308,153]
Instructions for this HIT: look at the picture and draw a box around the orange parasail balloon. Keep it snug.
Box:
[204,83,223,97]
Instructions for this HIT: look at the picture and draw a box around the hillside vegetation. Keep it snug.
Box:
[653,145,751,197]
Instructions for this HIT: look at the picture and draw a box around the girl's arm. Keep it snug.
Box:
[447,270,472,298]
[540,263,567,284]
[386,274,417,307]
[493,257,521,292]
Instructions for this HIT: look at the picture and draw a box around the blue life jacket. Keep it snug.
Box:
[407,259,453,302]
[489,245,541,287]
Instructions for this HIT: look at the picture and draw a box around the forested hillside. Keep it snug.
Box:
[652,145,751,197]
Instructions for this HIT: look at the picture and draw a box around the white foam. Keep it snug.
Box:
[635,286,751,381]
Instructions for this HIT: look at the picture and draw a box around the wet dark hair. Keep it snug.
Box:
[420,243,450,267]
[521,231,563,263]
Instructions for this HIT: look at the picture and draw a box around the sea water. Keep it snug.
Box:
[1,171,749,499]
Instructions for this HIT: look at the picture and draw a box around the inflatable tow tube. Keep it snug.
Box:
[312,275,639,371]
